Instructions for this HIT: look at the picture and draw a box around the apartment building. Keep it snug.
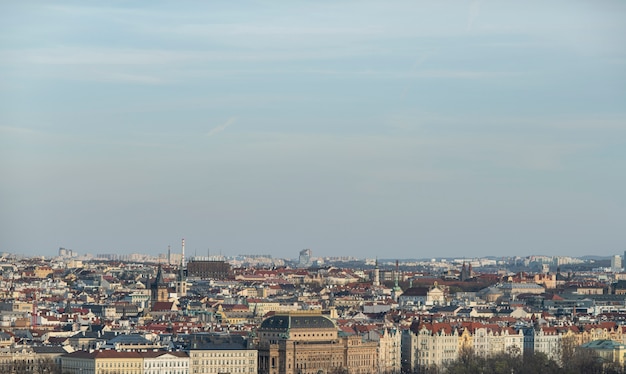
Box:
[188,333,257,374]
[61,350,190,374]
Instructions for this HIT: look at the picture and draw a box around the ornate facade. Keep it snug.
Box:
[257,311,377,374]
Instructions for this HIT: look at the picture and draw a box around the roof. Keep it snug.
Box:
[401,287,429,297]
[152,301,176,311]
[259,314,336,331]
[32,346,68,354]
[107,334,151,345]
[64,350,143,359]
[499,283,544,290]
[139,351,189,358]
[188,334,249,350]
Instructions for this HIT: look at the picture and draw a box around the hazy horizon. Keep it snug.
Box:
[1,1,625,259]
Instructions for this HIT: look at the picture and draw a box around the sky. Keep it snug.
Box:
[1,1,625,260]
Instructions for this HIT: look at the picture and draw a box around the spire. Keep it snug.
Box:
[394,260,399,288]
[155,264,165,286]
[181,238,186,268]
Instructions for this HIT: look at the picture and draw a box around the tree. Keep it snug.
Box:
[518,351,561,374]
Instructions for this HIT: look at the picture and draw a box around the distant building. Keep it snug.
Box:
[399,284,445,309]
[186,259,231,279]
[612,255,622,271]
[298,249,312,268]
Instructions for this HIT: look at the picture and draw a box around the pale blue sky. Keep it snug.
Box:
[1,1,625,259]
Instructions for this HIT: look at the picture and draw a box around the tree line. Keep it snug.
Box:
[409,346,625,374]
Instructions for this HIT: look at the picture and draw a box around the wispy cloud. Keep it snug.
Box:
[207,117,236,137]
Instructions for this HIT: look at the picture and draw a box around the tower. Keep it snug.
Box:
[373,258,380,287]
[392,260,403,301]
[181,238,186,268]
[461,262,468,281]
[176,265,187,297]
[177,246,188,297]
[151,265,169,306]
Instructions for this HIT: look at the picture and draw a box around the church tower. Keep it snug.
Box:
[151,265,169,305]
[176,257,188,297]
[373,258,380,287]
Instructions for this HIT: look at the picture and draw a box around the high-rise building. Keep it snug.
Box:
[298,249,312,268]
[612,255,622,271]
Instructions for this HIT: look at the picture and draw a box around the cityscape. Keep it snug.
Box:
[2,1,626,373]
[1,245,626,373]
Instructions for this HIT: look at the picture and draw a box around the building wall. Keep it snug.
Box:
[190,349,256,374]
[142,354,189,374]
[376,329,401,374]
[257,312,378,374]
[96,356,143,374]
[187,261,232,279]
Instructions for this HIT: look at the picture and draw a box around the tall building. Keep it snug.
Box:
[373,258,380,287]
[298,249,312,268]
[612,255,622,271]
[176,263,188,297]
[150,265,169,306]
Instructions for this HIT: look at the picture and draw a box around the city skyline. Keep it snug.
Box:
[1,1,625,259]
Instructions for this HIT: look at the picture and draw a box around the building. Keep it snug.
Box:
[150,265,169,307]
[370,328,401,374]
[61,349,189,374]
[257,311,377,374]
[581,339,626,367]
[0,346,68,373]
[402,321,459,371]
[142,351,189,374]
[187,260,232,279]
[612,255,622,271]
[61,350,143,374]
[298,249,312,268]
[522,327,562,363]
[398,284,445,309]
[372,259,380,287]
[188,333,257,374]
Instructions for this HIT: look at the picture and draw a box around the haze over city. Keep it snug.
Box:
[1,1,625,259]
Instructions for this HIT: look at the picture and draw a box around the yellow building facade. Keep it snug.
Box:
[257,311,377,374]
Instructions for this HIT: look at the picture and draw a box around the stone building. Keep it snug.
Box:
[257,311,377,374]
[188,333,257,374]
